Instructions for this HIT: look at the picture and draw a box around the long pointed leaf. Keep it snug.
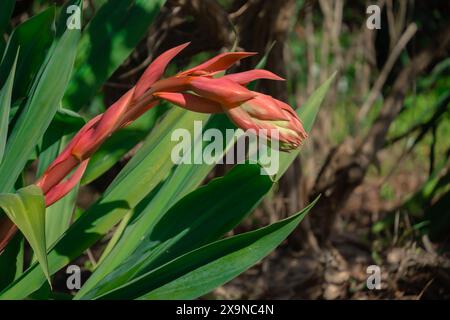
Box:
[0,50,18,163]
[0,7,55,102]
[93,198,318,300]
[77,114,236,294]
[64,0,166,110]
[0,0,14,36]
[77,164,273,298]
[0,108,206,299]
[0,8,81,193]
[0,185,49,284]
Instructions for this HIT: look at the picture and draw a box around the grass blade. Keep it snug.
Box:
[0,108,205,299]
[77,164,273,298]
[0,7,55,102]
[94,198,318,300]
[0,50,18,163]
[0,185,50,285]
[64,0,166,110]
[0,10,81,193]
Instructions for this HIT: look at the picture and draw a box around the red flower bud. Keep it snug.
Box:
[225,93,307,151]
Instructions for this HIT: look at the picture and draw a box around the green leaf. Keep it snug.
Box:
[0,185,50,285]
[64,0,166,110]
[0,10,81,193]
[0,233,23,291]
[0,109,206,299]
[45,186,78,250]
[77,164,273,298]
[94,198,318,300]
[0,50,18,163]
[0,7,55,101]
[77,114,236,294]
[373,154,450,234]
[276,72,336,180]
[0,0,14,35]
[38,108,85,248]
[1,61,331,301]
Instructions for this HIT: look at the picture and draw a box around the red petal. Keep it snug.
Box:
[135,42,190,97]
[72,88,135,159]
[221,69,284,85]
[273,98,299,119]
[154,92,223,114]
[188,77,256,106]
[121,100,159,128]
[92,88,135,138]
[148,76,191,93]
[36,155,80,194]
[225,107,260,132]
[178,52,256,76]
[44,159,90,206]
[273,99,308,141]
[43,114,101,174]
[241,94,290,121]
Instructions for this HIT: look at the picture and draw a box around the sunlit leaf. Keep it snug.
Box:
[0,50,18,163]
[64,0,166,110]
[0,185,50,284]
[0,7,55,101]
[0,6,81,193]
[93,198,318,299]
[77,164,273,298]
[0,108,206,299]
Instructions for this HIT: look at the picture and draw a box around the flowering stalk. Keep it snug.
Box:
[36,42,307,208]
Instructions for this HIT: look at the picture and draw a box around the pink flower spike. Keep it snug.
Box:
[178,52,257,76]
[134,42,191,98]
[154,92,223,114]
[43,159,90,206]
[221,69,285,85]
